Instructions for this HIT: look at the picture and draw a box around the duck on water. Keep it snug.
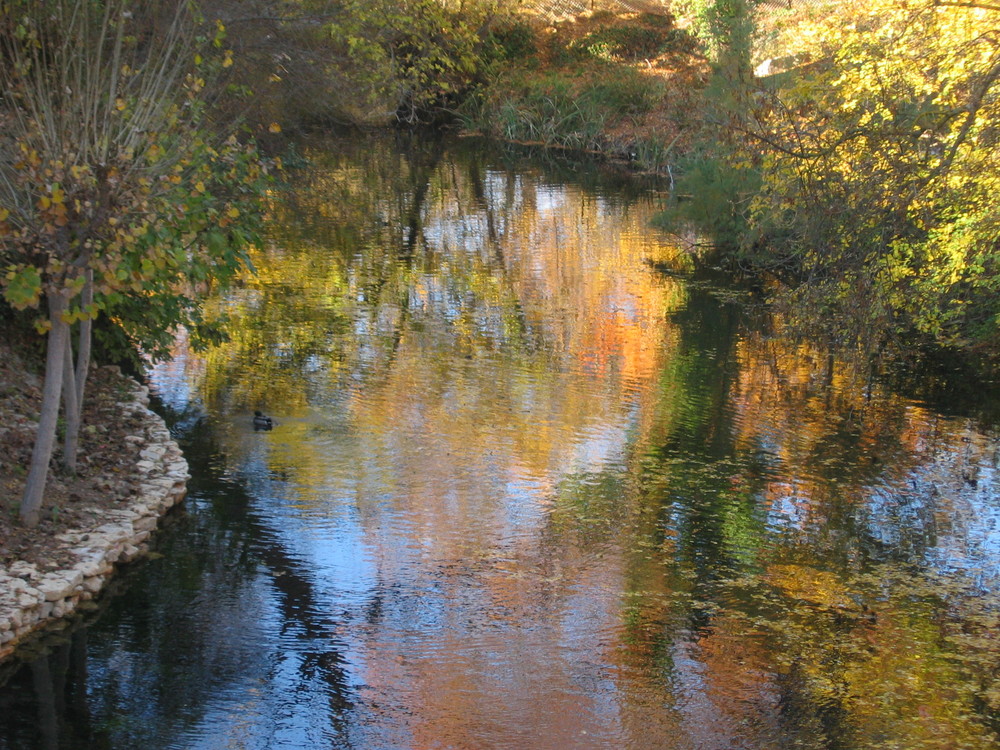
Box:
[253,410,274,431]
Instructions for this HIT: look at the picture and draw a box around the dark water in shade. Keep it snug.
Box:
[2,133,1000,749]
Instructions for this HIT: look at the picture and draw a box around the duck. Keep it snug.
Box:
[253,410,274,431]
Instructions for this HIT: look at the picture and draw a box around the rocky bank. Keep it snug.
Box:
[0,362,189,663]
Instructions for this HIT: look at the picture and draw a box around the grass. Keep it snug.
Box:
[463,11,708,171]
[470,63,663,151]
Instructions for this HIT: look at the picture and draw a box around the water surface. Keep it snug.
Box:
[2,134,999,749]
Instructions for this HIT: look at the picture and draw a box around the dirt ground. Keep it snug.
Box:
[0,333,149,573]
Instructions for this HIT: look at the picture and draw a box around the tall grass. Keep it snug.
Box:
[464,63,667,151]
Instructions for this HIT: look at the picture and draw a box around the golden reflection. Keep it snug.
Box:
[155,136,1000,748]
[187,138,707,747]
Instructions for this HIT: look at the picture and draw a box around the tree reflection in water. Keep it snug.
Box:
[1,133,999,750]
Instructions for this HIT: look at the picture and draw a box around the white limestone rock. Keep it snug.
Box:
[140,445,167,462]
[37,571,83,602]
[0,373,190,660]
[9,562,38,579]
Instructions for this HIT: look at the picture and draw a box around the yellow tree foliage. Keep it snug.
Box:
[743,0,1000,352]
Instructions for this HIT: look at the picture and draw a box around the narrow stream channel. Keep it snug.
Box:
[2,133,999,749]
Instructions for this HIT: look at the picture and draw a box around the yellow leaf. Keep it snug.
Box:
[226,207,240,218]
[268,122,282,133]
[116,98,126,111]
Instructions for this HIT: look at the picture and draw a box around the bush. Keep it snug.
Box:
[570,24,674,61]
[486,19,538,63]
[326,0,497,125]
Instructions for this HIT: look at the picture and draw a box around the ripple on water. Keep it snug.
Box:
[14,136,1000,750]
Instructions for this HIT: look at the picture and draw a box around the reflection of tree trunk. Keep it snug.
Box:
[380,134,446,366]
[467,155,544,350]
[386,279,411,366]
[51,642,70,712]
[400,135,445,259]
[179,419,354,723]
[70,630,91,728]
[31,658,59,750]
[403,178,427,257]
[21,292,70,527]
[824,352,836,411]
[468,158,502,262]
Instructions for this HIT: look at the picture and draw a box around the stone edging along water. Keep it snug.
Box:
[0,377,189,663]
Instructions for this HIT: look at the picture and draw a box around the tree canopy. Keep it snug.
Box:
[736,0,1000,355]
[0,0,271,525]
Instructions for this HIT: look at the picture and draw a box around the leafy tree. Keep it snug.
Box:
[677,0,755,75]
[325,0,499,124]
[0,0,269,526]
[738,0,1000,354]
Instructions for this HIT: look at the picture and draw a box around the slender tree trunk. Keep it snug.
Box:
[20,292,69,528]
[75,269,93,407]
[63,269,93,473]
[61,332,80,474]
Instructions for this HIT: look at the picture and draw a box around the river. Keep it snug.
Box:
[1,133,999,749]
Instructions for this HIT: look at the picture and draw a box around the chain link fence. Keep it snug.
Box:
[520,0,673,19]
[521,0,822,19]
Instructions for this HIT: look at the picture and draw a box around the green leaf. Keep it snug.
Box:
[3,266,42,309]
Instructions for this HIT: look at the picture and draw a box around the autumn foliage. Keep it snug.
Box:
[0,0,271,525]
[734,0,1000,356]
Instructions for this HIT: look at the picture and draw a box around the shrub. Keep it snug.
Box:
[486,18,538,63]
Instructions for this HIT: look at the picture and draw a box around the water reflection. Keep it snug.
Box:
[2,134,999,749]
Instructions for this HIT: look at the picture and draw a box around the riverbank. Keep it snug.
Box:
[0,340,189,663]
[459,10,709,174]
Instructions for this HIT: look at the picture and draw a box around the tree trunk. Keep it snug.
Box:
[20,292,70,528]
[74,269,93,405]
[63,269,93,474]
[61,332,80,474]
